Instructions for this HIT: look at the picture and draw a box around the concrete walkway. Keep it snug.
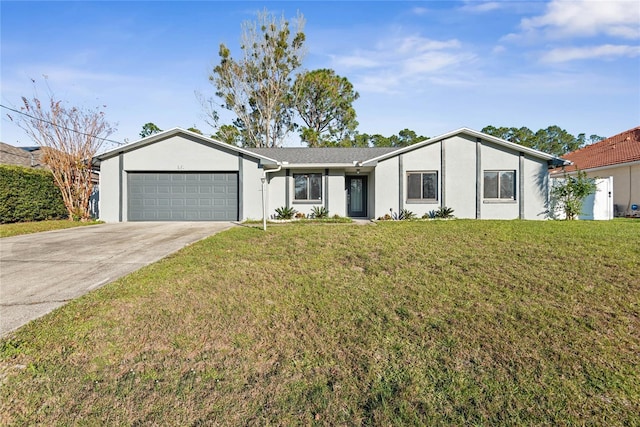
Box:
[0,222,234,336]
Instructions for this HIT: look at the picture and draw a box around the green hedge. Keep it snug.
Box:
[0,165,68,223]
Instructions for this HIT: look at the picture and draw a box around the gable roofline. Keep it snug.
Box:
[361,127,570,166]
[95,126,569,168]
[96,127,280,164]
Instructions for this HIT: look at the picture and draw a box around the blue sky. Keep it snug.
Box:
[1,0,639,150]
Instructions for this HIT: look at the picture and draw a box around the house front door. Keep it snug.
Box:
[346,176,367,217]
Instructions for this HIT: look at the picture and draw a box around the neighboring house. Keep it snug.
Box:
[0,142,43,168]
[1,142,101,218]
[95,127,568,222]
[551,126,640,217]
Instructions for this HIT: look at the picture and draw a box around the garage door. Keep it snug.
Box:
[128,172,238,221]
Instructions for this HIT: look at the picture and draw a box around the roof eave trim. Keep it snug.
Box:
[277,163,367,168]
[550,159,640,174]
[96,127,280,164]
[362,127,564,165]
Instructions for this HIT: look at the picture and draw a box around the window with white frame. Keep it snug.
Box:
[483,170,515,200]
[294,173,322,201]
[407,171,438,201]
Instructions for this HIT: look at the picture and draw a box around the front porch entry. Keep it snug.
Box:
[346,176,367,217]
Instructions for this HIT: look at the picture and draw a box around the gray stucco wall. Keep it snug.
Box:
[265,169,350,218]
[523,155,551,219]
[123,135,240,171]
[479,140,520,220]
[444,135,477,218]
[99,131,554,222]
[99,135,263,222]
[374,156,400,217]
[327,171,347,217]
[374,135,552,220]
[265,170,287,219]
[401,141,441,216]
[99,154,121,222]
[241,156,264,220]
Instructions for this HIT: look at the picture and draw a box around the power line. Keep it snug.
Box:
[1,103,125,146]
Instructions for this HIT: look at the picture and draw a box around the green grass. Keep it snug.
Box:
[1,220,638,425]
[244,216,354,224]
[0,220,102,238]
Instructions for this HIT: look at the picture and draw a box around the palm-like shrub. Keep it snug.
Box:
[310,206,329,219]
[274,206,297,220]
[422,206,455,219]
[392,208,416,220]
[435,206,455,219]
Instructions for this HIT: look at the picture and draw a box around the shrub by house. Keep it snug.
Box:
[0,165,67,223]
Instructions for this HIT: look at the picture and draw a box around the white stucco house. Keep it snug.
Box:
[95,127,569,222]
[550,126,640,218]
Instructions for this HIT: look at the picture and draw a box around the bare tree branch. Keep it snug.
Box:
[9,87,115,221]
[209,10,306,147]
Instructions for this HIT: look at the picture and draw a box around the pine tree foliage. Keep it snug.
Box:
[209,10,306,148]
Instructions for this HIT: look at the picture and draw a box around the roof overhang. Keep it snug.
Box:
[550,159,640,176]
[273,162,366,169]
[95,127,280,165]
[361,127,567,166]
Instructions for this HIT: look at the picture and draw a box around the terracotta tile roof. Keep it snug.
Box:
[553,126,640,173]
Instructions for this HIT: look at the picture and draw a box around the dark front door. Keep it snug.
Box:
[346,176,367,217]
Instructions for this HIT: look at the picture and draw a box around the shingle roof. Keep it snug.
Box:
[245,147,398,164]
[0,142,43,168]
[555,126,640,173]
[97,127,566,167]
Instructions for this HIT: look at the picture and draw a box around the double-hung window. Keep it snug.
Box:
[483,170,515,200]
[407,171,438,201]
[294,173,322,201]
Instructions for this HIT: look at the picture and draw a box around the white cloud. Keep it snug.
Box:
[521,0,640,39]
[502,0,640,64]
[355,74,402,94]
[459,2,501,13]
[403,51,475,74]
[492,45,506,54]
[411,7,429,16]
[331,35,475,93]
[397,36,461,53]
[541,44,640,63]
[332,54,380,69]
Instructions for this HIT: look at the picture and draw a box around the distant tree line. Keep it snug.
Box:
[140,119,602,156]
[481,125,604,156]
[350,129,429,148]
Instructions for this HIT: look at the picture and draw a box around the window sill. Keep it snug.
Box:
[406,199,439,204]
[293,200,323,204]
[483,199,517,204]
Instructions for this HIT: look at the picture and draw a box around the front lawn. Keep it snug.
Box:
[0,220,102,238]
[1,220,638,425]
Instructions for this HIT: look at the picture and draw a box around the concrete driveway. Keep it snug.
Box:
[0,222,234,337]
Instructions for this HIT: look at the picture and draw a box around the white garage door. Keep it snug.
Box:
[128,172,238,221]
